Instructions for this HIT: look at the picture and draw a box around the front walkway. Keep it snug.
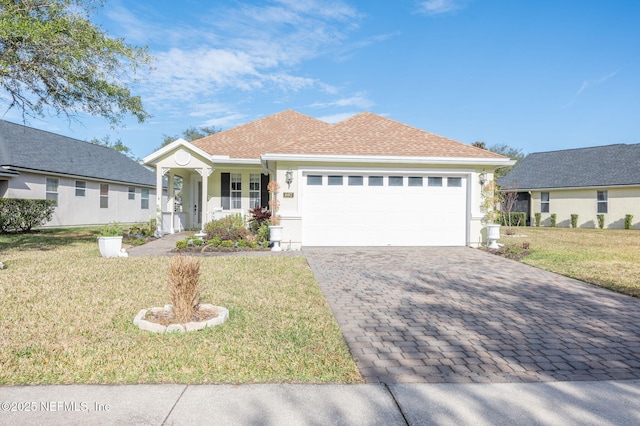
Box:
[304,247,640,384]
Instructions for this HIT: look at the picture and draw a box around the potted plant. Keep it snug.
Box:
[267,180,283,252]
[97,222,126,258]
[480,180,504,249]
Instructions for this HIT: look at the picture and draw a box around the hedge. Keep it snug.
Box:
[500,212,526,227]
[0,199,55,233]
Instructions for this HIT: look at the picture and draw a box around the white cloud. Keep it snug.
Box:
[417,0,468,16]
[317,112,359,123]
[200,114,249,129]
[311,92,375,109]
[564,70,619,108]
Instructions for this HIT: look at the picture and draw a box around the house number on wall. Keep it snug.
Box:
[283,192,294,198]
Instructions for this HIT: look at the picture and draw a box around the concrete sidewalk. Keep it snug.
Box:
[1,381,639,425]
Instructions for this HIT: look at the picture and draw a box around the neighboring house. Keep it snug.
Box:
[143,110,511,248]
[0,120,158,227]
[499,144,640,229]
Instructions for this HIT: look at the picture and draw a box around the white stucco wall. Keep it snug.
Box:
[531,187,640,229]
[4,172,156,227]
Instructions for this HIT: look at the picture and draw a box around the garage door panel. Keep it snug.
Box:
[302,174,467,246]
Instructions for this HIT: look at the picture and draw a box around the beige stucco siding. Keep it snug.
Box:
[531,186,640,229]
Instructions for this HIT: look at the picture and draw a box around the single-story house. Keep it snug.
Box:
[0,119,158,227]
[499,143,640,229]
[143,110,512,248]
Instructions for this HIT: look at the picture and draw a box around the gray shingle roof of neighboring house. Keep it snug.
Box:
[499,143,640,190]
[0,120,155,187]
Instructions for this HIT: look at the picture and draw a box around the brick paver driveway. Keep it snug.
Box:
[304,247,640,384]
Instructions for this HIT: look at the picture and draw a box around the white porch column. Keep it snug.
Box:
[200,167,212,232]
[168,171,175,234]
[156,167,167,235]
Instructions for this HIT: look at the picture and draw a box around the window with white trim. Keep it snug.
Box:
[307,175,322,185]
[328,175,343,186]
[249,174,261,208]
[128,186,136,200]
[447,177,462,187]
[368,176,383,186]
[100,184,109,208]
[141,188,150,209]
[75,180,86,197]
[46,177,59,207]
[348,176,363,186]
[231,173,242,209]
[389,176,403,186]
[597,190,608,213]
[541,192,550,213]
[408,177,423,187]
[428,177,442,187]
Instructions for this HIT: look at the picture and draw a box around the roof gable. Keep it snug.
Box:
[0,120,155,186]
[500,144,640,189]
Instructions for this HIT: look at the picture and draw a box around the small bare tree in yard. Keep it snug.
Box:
[501,187,521,235]
[168,256,202,323]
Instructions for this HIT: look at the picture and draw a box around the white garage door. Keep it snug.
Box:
[302,173,467,246]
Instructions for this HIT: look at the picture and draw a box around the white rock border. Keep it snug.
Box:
[133,303,229,333]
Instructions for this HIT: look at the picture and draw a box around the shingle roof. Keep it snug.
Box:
[191,110,506,159]
[499,144,640,190]
[191,110,331,158]
[275,112,506,158]
[0,120,156,186]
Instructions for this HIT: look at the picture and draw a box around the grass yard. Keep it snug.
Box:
[500,227,640,298]
[0,231,361,385]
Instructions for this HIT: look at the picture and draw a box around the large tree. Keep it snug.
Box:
[0,0,151,126]
[473,141,526,178]
[88,135,137,160]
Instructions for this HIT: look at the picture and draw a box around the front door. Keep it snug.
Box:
[190,175,203,229]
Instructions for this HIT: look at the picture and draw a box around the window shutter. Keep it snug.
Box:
[221,173,230,210]
[261,174,269,208]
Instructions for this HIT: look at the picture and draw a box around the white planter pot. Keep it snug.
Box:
[486,224,501,249]
[269,225,283,252]
[98,236,123,258]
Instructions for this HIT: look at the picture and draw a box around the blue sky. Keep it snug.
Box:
[5,0,640,159]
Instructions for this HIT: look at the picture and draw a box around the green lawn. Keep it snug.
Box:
[500,227,640,298]
[0,231,361,385]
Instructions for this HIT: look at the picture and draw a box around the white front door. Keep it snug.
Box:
[301,173,468,246]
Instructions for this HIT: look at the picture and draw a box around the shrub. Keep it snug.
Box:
[167,256,201,323]
[204,214,248,241]
[99,222,122,237]
[219,240,235,248]
[126,219,157,238]
[247,206,271,233]
[500,212,526,227]
[550,213,557,227]
[256,222,270,245]
[625,214,634,230]
[0,199,55,233]
[597,214,605,229]
[534,212,541,227]
[570,214,578,228]
[175,239,189,249]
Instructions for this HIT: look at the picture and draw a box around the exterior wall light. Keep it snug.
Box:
[285,169,293,188]
[479,170,487,186]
